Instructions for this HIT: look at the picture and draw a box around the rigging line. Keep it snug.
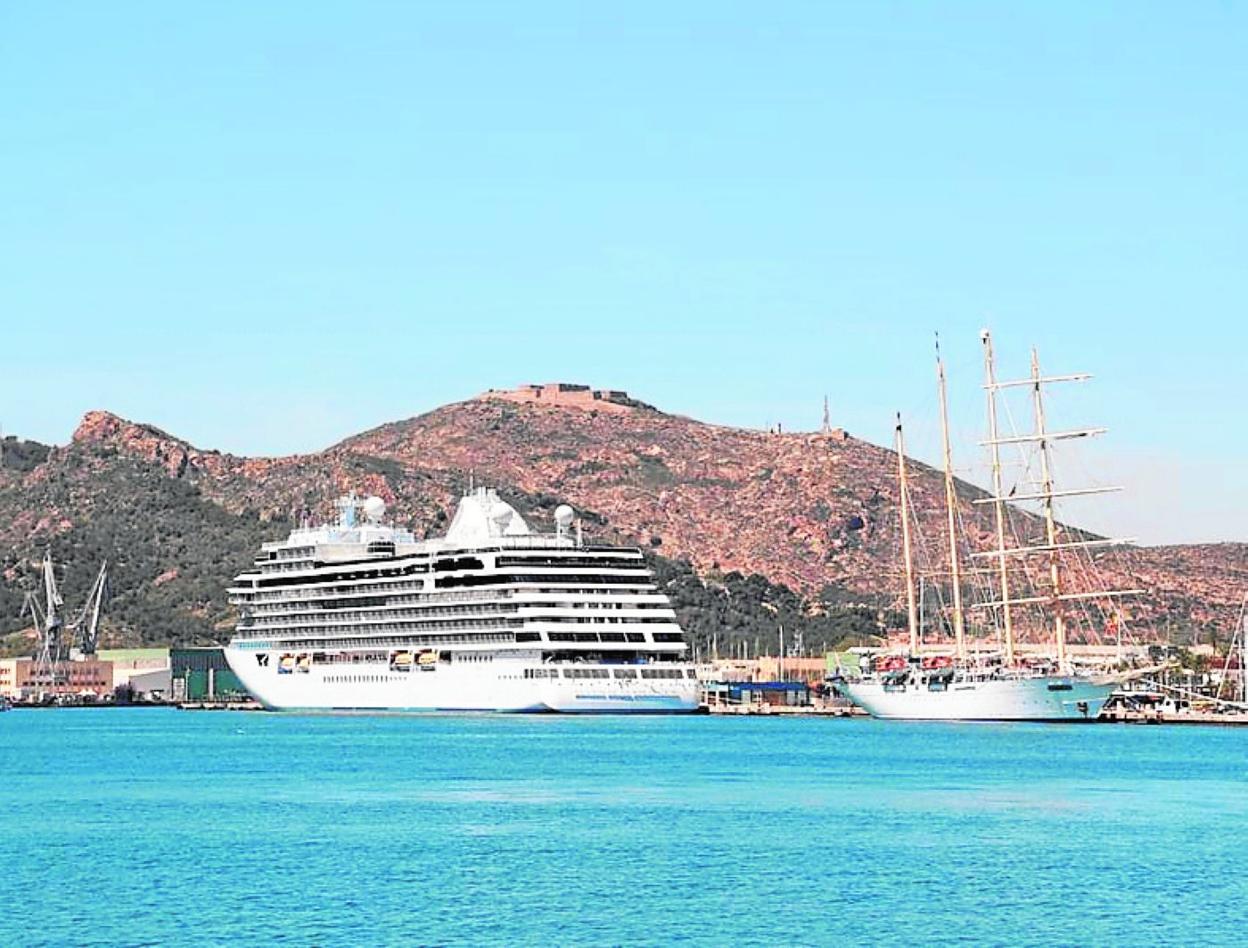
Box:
[1054,441,1137,648]
[908,492,953,644]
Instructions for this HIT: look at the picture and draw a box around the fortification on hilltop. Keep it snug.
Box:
[478,383,654,414]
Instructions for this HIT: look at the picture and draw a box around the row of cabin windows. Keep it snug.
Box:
[244,596,672,617]
[324,674,393,684]
[532,667,694,680]
[241,615,681,638]
[494,556,642,569]
[248,560,648,590]
[436,573,649,590]
[240,582,662,606]
[245,601,673,622]
[248,629,680,650]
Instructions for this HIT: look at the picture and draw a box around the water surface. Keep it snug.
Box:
[1,710,1244,945]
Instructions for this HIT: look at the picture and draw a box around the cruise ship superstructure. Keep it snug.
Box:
[225,489,699,712]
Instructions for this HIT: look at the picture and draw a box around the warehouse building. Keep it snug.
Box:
[170,647,248,701]
[99,648,172,699]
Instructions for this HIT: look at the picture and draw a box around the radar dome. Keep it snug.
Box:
[362,495,386,523]
[490,503,513,526]
[554,504,575,527]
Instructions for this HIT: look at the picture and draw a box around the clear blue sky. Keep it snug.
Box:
[1,3,1244,544]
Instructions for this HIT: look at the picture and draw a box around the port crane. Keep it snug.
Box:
[69,561,109,656]
[25,554,110,688]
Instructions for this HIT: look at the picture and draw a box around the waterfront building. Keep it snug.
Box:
[0,656,113,700]
[703,680,810,709]
[99,648,172,697]
[170,648,247,701]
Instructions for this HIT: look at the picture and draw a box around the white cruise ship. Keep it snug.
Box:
[224,489,699,712]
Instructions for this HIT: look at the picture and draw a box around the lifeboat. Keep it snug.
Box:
[877,654,908,673]
[390,651,414,671]
[296,654,311,672]
[278,654,295,674]
[417,650,439,670]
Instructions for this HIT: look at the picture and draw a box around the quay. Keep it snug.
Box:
[703,702,864,717]
[178,699,263,711]
[699,679,865,716]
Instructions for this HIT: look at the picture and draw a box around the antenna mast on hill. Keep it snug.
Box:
[821,396,832,434]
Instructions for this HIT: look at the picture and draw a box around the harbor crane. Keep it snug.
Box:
[26,553,110,687]
[69,561,109,656]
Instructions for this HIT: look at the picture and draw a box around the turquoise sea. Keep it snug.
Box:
[1,710,1245,947]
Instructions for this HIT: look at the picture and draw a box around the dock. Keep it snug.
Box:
[702,702,865,716]
[178,699,263,711]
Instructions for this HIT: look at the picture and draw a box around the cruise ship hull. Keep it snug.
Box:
[225,647,699,714]
[838,675,1114,722]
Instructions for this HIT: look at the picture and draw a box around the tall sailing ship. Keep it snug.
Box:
[836,331,1141,721]
[224,488,699,712]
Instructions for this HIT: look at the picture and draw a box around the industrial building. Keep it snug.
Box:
[170,647,248,701]
[0,656,114,700]
[99,648,172,699]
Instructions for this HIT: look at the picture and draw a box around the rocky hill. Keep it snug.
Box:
[1,385,1245,654]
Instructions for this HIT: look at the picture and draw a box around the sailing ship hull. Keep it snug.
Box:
[225,647,700,714]
[838,675,1113,722]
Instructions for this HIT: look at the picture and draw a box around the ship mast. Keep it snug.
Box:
[972,335,1143,665]
[1029,348,1068,669]
[895,414,920,655]
[936,338,967,662]
[981,331,1016,665]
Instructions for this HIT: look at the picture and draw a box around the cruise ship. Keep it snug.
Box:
[225,489,699,712]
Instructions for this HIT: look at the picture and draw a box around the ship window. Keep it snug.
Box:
[625,633,646,643]
[433,556,485,572]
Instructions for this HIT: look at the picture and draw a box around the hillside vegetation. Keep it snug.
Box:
[1,389,1244,652]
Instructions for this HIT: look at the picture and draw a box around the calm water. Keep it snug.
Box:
[1,710,1246,946]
